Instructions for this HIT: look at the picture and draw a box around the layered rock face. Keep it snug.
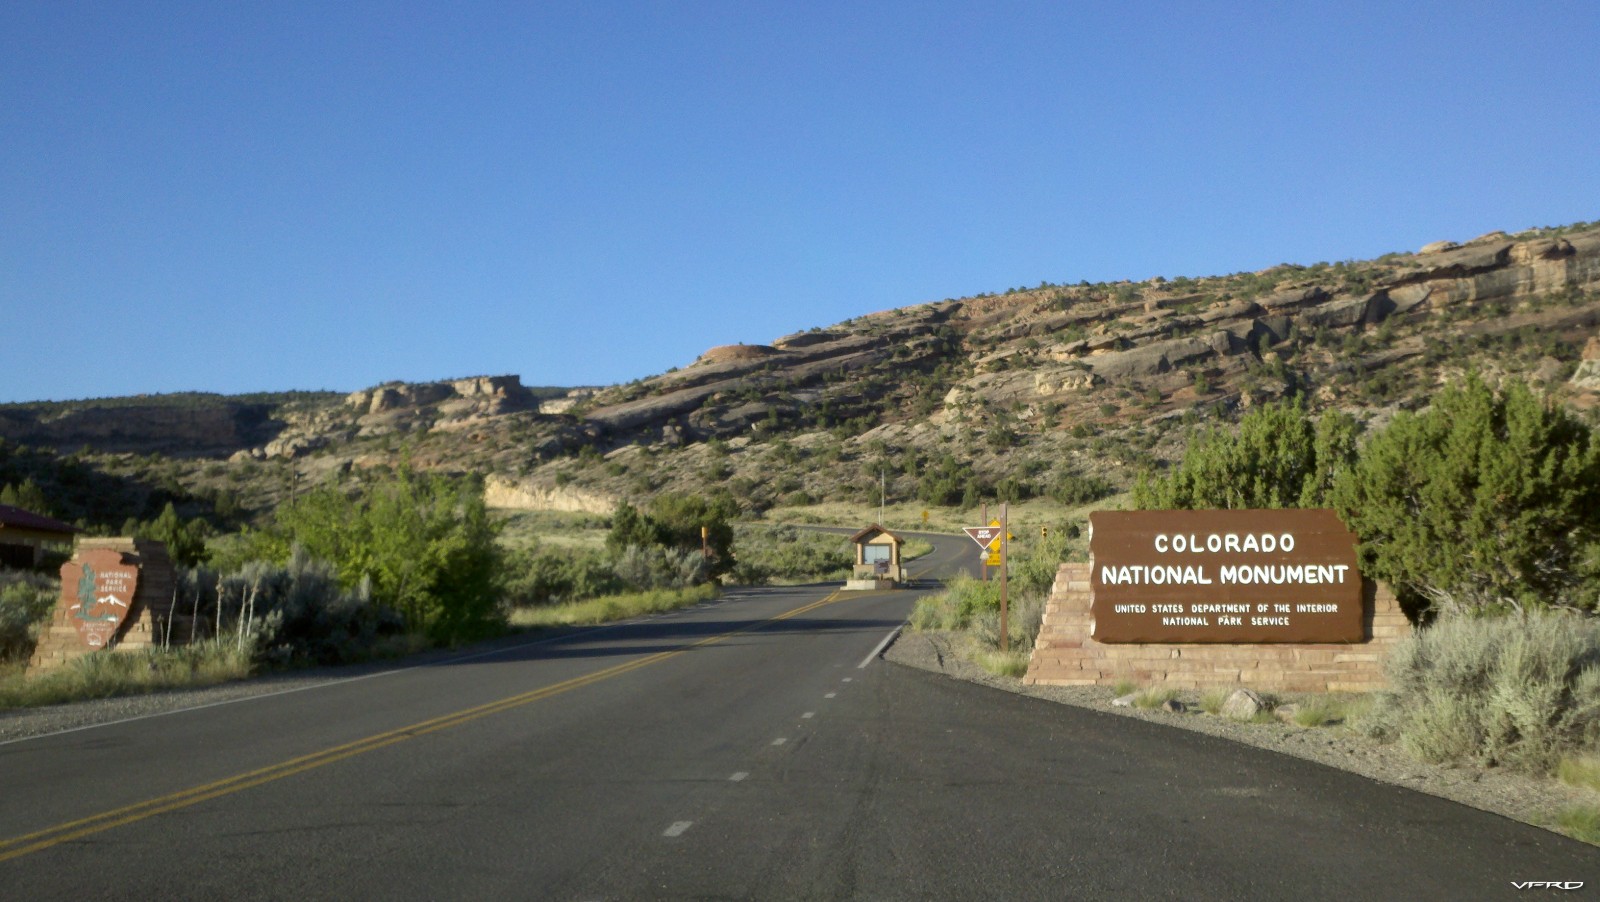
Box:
[572,226,1600,444]
[8,223,1598,516]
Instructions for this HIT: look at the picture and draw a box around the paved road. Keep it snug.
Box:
[1,533,1594,899]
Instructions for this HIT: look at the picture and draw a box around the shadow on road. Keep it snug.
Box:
[435,613,909,667]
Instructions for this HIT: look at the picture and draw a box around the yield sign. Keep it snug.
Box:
[963,525,1003,551]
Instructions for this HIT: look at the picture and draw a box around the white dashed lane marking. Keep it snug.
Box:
[802,712,815,719]
[772,737,788,746]
[664,821,693,837]
[825,692,836,699]
[729,772,748,782]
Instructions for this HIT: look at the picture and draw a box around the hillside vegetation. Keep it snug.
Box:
[2,221,1597,543]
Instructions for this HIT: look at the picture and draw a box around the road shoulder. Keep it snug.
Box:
[883,628,1595,838]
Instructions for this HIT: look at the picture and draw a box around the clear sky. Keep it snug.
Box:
[4,1,1597,403]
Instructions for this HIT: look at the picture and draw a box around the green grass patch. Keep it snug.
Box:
[1199,688,1229,715]
[1133,687,1180,709]
[508,584,719,629]
[1292,697,1341,727]
[1558,754,1600,792]
[1554,804,1600,845]
[1113,678,1138,697]
[908,575,998,632]
[974,649,1030,678]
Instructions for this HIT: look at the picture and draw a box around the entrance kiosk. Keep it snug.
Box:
[846,524,905,590]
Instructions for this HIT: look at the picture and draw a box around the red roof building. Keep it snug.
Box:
[0,504,77,569]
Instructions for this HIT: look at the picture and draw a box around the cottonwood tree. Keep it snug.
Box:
[264,469,502,641]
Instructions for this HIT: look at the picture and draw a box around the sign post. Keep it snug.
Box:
[980,503,989,582]
[999,504,1010,652]
[963,515,1010,652]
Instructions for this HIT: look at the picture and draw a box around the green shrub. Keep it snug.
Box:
[729,525,851,585]
[0,571,58,663]
[1332,374,1600,614]
[1049,473,1114,507]
[970,588,1045,651]
[1133,399,1358,510]
[910,575,1000,632]
[607,493,736,578]
[168,550,408,667]
[500,546,622,607]
[611,544,709,590]
[255,468,503,642]
[123,502,211,567]
[1363,611,1600,773]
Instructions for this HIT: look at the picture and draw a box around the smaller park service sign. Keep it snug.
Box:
[1089,509,1363,644]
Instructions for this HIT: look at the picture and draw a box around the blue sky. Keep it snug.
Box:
[4,1,1597,403]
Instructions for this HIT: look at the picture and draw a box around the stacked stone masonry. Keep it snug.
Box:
[1024,563,1412,692]
[27,538,180,674]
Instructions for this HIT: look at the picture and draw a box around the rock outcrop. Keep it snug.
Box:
[483,475,615,514]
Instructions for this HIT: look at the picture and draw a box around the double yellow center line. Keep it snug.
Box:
[0,589,847,863]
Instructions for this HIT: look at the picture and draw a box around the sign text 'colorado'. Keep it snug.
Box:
[1089,509,1363,644]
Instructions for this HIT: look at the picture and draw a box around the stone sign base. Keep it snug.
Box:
[28,538,179,674]
[1025,563,1412,693]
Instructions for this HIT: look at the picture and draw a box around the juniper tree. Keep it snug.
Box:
[1331,374,1600,614]
[1132,399,1359,510]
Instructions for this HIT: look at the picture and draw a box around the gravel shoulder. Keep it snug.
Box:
[884,628,1598,839]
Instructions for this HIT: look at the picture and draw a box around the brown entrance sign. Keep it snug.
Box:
[61,548,140,649]
[1089,509,1363,644]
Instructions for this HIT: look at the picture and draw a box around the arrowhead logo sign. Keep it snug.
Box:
[61,548,140,649]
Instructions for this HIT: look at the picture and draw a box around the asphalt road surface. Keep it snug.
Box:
[1,533,1594,900]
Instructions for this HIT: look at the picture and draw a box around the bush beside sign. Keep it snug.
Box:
[1089,509,1364,644]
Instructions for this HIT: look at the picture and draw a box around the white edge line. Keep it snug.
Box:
[0,599,727,748]
[857,626,903,669]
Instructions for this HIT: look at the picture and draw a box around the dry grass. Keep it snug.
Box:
[509,584,719,629]
[1292,697,1342,727]
[1554,805,1600,845]
[0,639,256,710]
